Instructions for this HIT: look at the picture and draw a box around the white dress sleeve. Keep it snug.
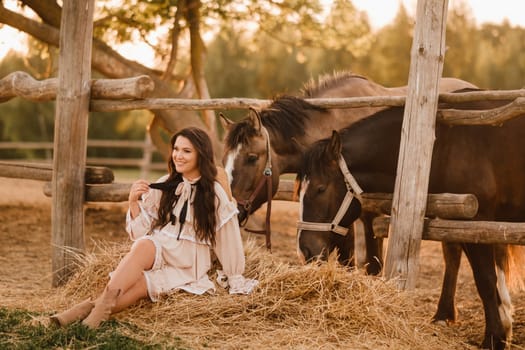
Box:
[125,175,166,240]
[213,182,258,294]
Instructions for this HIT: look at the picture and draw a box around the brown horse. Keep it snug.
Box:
[221,72,476,224]
[296,101,525,349]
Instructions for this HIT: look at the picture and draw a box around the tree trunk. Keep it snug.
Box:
[0,1,220,159]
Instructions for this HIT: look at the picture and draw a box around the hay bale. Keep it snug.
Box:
[49,239,472,349]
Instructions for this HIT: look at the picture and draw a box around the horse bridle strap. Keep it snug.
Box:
[296,155,363,237]
[337,155,363,199]
[237,125,273,251]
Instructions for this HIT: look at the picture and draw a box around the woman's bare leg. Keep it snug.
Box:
[108,238,155,294]
[112,277,149,313]
[83,239,156,328]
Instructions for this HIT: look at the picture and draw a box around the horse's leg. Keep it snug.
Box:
[432,242,462,324]
[360,211,382,275]
[463,243,509,350]
[494,244,514,342]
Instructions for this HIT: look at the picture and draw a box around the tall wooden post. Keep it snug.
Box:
[51,0,95,286]
[383,0,448,289]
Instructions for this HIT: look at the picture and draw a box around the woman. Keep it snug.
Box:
[51,127,258,329]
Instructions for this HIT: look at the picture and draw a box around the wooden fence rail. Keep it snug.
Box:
[373,216,525,245]
[3,69,525,286]
[89,90,525,112]
[0,139,166,172]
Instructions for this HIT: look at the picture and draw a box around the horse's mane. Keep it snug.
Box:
[295,135,336,199]
[298,137,333,182]
[301,71,368,98]
[298,106,405,184]
[225,96,327,149]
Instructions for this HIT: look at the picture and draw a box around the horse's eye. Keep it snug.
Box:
[317,185,326,194]
[246,153,258,163]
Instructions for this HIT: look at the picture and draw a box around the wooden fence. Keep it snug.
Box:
[0,138,166,176]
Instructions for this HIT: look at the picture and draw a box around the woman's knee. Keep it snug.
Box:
[130,239,156,266]
[131,238,156,254]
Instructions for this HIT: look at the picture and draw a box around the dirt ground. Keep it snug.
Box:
[1,177,524,348]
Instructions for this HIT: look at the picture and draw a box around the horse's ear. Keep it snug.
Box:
[248,107,263,132]
[219,112,234,131]
[327,130,342,159]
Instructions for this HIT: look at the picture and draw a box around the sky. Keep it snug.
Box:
[0,0,524,62]
[352,0,524,29]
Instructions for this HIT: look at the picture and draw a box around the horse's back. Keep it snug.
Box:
[437,77,478,92]
[432,114,525,221]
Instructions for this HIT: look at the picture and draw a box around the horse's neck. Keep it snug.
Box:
[274,152,303,174]
[306,79,408,137]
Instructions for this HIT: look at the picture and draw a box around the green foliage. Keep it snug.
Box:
[0,52,55,159]
[87,110,152,159]
[2,0,525,157]
[443,2,479,82]
[0,45,153,160]
[0,307,185,349]
[362,4,413,86]
[473,22,525,89]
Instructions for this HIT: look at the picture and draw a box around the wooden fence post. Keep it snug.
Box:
[51,0,95,286]
[383,0,448,289]
[140,132,154,179]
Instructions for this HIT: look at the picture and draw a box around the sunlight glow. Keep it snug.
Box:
[0,0,30,60]
[352,0,524,29]
[0,1,523,65]
[0,26,29,59]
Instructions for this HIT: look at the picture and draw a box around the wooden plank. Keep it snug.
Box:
[0,140,155,149]
[272,181,478,220]
[384,0,449,290]
[0,71,154,102]
[89,89,525,112]
[360,192,477,219]
[373,216,525,245]
[51,0,94,287]
[0,161,114,183]
[44,182,130,202]
[438,97,525,125]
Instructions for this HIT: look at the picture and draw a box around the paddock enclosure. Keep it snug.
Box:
[2,178,525,349]
[1,0,525,348]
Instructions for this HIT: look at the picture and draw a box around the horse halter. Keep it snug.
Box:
[297,155,363,237]
[236,125,273,251]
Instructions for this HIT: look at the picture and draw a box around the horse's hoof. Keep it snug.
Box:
[480,335,507,350]
[432,319,448,327]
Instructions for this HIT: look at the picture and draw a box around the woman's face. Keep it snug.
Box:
[172,135,200,180]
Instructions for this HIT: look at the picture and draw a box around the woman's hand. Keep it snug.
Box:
[128,180,150,219]
[128,179,150,202]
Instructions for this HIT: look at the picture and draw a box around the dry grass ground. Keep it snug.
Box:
[0,178,524,349]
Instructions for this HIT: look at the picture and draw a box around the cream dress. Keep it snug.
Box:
[125,175,258,301]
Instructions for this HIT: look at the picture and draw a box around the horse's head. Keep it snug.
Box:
[221,108,280,222]
[297,130,362,265]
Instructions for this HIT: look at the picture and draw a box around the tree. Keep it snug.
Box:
[1,0,356,160]
[443,0,479,82]
[474,22,525,89]
[363,3,413,86]
[0,0,211,158]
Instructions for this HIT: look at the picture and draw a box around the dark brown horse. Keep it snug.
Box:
[221,72,476,224]
[296,101,525,349]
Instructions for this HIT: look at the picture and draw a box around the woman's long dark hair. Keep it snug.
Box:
[153,127,218,245]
